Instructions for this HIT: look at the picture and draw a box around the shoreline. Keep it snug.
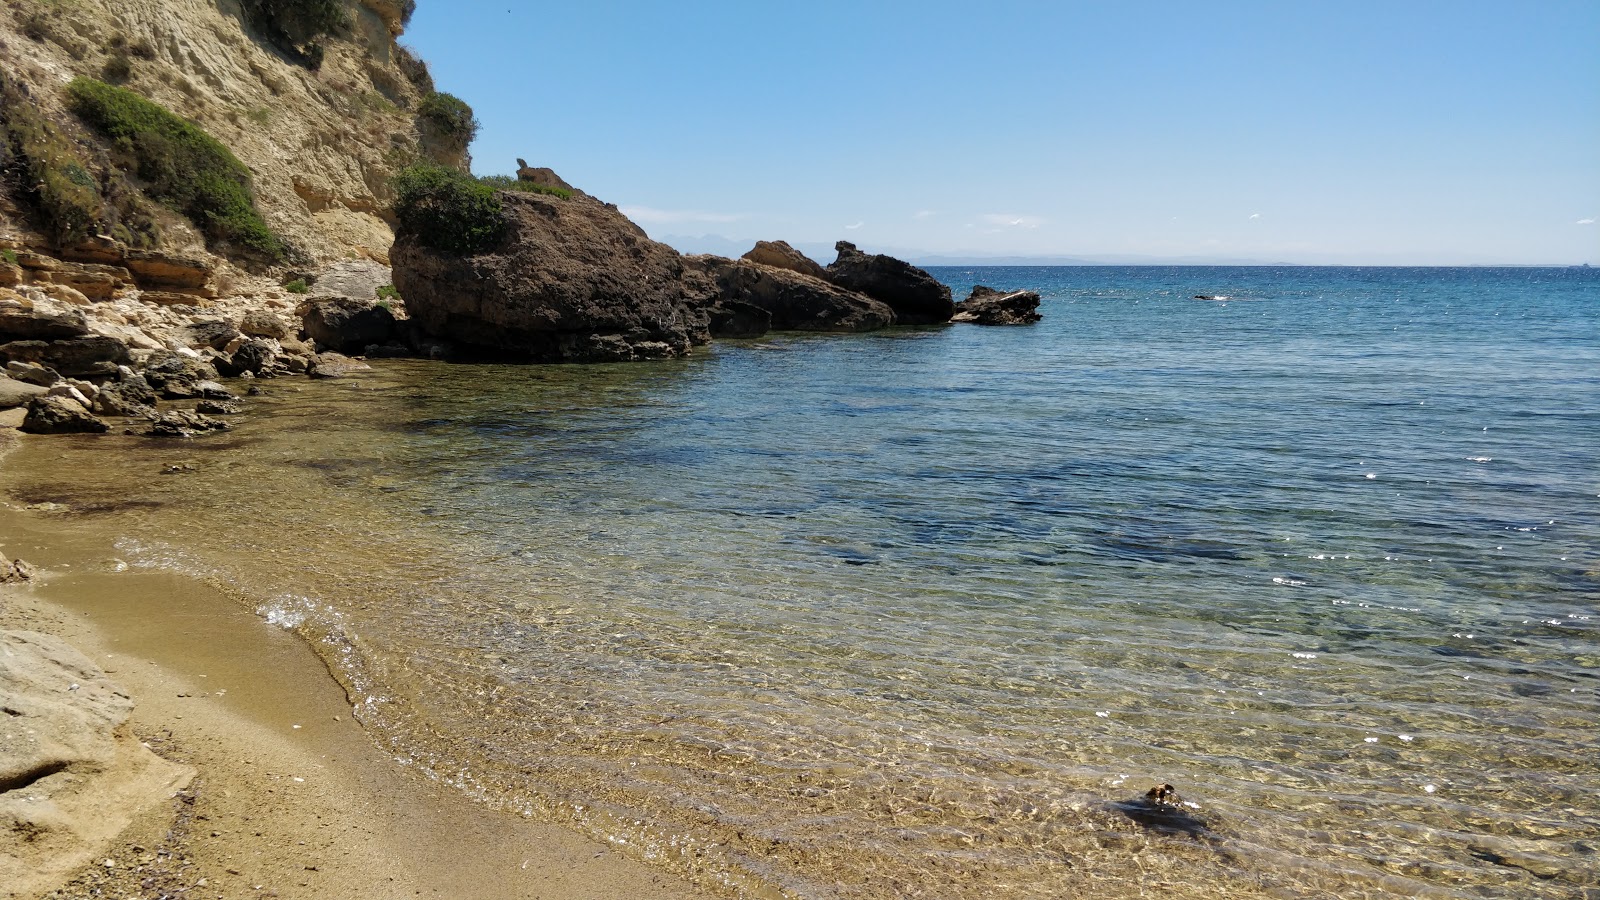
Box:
[0,431,713,900]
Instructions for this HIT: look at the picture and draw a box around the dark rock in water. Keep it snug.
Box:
[740,240,829,281]
[952,285,1042,326]
[141,351,215,399]
[145,410,231,437]
[195,398,243,415]
[193,380,240,401]
[824,241,954,325]
[92,380,158,419]
[1110,784,1211,837]
[687,255,895,333]
[309,352,373,379]
[20,396,109,434]
[0,374,48,409]
[0,336,132,378]
[393,190,703,362]
[0,292,90,340]
[299,297,397,354]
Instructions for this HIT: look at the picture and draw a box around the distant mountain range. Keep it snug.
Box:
[653,234,1297,267]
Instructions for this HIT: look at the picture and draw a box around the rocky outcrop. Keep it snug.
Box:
[0,290,89,341]
[952,286,1042,326]
[689,256,895,334]
[516,159,576,193]
[0,335,133,378]
[393,191,706,362]
[20,395,109,434]
[300,297,398,353]
[825,241,954,325]
[741,240,829,280]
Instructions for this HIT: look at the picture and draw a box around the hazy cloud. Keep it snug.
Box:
[1249,213,1261,220]
[1578,217,1596,225]
[844,221,865,230]
[913,210,939,219]
[980,213,1045,229]
[620,206,744,225]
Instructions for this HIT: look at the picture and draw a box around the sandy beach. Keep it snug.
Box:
[1,431,713,900]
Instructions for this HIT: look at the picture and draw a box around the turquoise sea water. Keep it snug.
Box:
[11,266,1598,897]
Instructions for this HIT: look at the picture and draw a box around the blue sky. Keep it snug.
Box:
[403,1,1599,264]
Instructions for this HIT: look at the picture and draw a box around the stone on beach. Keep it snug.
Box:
[0,374,48,409]
[0,631,194,897]
[20,396,110,434]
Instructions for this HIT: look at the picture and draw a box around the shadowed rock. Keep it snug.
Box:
[741,240,828,280]
[825,241,954,325]
[20,396,109,434]
[687,256,894,334]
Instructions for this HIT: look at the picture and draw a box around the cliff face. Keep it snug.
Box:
[0,0,450,268]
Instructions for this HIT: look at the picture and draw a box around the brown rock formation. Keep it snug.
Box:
[688,256,895,334]
[740,240,828,280]
[393,191,707,362]
[952,286,1043,325]
[825,241,954,325]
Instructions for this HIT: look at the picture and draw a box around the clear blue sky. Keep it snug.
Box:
[404,1,1599,264]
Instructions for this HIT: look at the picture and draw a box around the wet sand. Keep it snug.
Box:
[1,432,713,900]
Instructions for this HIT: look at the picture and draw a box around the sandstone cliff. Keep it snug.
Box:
[0,0,452,268]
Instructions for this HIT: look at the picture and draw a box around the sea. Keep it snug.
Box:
[4,266,1597,898]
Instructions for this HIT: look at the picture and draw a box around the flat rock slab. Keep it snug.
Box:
[0,630,193,896]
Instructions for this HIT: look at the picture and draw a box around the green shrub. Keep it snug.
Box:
[417,91,477,148]
[67,77,285,262]
[241,0,347,68]
[376,283,401,301]
[284,278,309,293]
[476,174,572,200]
[0,72,105,246]
[2,249,18,266]
[392,162,506,255]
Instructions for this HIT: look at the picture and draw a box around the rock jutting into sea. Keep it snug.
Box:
[952,285,1043,325]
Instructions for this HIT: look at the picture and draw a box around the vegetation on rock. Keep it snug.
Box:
[284,278,309,293]
[67,78,287,262]
[0,74,101,246]
[391,162,506,255]
[417,91,478,149]
[477,174,572,200]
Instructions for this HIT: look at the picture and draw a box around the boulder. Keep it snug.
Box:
[952,286,1042,326]
[688,255,895,333]
[393,191,703,361]
[238,310,292,340]
[299,297,397,353]
[92,380,159,419]
[5,360,61,387]
[0,375,48,410]
[0,336,133,378]
[184,319,242,351]
[0,290,90,341]
[308,352,373,378]
[216,337,282,378]
[195,398,243,415]
[0,557,33,582]
[0,631,193,896]
[705,299,772,339]
[145,410,231,437]
[19,396,109,434]
[824,241,954,325]
[740,240,828,280]
[140,350,216,399]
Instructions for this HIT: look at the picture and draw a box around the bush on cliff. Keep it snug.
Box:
[392,163,506,255]
[417,92,478,149]
[0,73,102,246]
[67,78,285,262]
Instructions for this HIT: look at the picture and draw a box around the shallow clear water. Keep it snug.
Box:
[6,266,1598,898]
